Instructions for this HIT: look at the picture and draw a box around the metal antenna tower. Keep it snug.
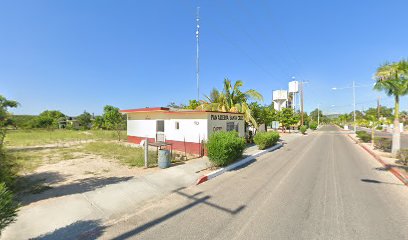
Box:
[196,7,200,101]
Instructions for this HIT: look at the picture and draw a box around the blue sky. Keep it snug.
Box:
[1,0,408,116]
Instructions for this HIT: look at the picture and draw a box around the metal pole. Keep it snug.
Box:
[300,81,304,126]
[353,81,356,132]
[144,137,148,168]
[196,7,200,101]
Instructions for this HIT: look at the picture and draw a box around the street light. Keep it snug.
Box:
[331,82,375,133]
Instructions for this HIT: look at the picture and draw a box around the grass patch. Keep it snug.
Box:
[5,129,125,147]
[81,142,158,167]
[6,147,81,173]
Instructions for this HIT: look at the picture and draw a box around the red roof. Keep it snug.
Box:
[119,107,169,113]
[120,107,243,115]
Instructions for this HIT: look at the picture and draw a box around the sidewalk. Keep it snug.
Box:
[2,133,300,239]
[2,157,210,239]
[347,133,408,186]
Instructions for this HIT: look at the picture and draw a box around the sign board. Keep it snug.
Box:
[289,81,299,93]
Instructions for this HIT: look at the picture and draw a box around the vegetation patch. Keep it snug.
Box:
[397,149,408,166]
[309,121,318,130]
[206,131,246,167]
[356,131,372,143]
[253,131,280,150]
[299,125,307,135]
[5,130,123,147]
[0,182,19,232]
[374,137,392,152]
[81,142,158,167]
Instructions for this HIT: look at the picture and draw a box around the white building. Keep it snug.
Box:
[120,107,245,156]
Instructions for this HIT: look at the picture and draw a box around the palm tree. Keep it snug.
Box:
[374,59,408,155]
[197,79,263,127]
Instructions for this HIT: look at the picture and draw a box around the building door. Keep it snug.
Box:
[156,120,165,142]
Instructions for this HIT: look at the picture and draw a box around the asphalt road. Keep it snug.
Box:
[100,125,408,240]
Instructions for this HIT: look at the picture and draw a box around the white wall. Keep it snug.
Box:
[126,111,244,142]
[165,119,208,142]
[126,112,208,143]
[127,120,156,138]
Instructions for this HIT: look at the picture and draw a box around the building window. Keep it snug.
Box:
[226,122,235,132]
[156,120,164,132]
[235,123,239,132]
[175,121,179,130]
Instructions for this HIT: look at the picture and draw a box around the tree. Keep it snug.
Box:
[364,106,393,120]
[0,96,19,233]
[0,96,18,147]
[35,110,65,129]
[278,108,299,132]
[365,111,385,148]
[198,78,263,127]
[102,105,126,141]
[167,102,185,109]
[374,59,408,155]
[92,116,105,130]
[184,100,200,110]
[249,103,277,131]
[76,111,92,130]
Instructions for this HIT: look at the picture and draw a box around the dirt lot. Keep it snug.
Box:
[6,140,161,206]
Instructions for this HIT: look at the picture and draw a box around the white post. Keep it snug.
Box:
[144,137,148,168]
[353,81,356,132]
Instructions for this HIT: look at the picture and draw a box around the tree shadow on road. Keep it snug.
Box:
[32,219,106,240]
[361,178,404,186]
[109,187,246,240]
[19,172,133,205]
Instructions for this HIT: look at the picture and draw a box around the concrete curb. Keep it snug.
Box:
[196,143,283,185]
[347,134,408,186]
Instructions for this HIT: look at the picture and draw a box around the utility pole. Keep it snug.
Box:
[195,7,200,101]
[353,81,356,132]
[300,81,304,125]
[377,96,381,118]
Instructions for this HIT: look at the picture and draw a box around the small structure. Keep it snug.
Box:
[272,90,289,111]
[120,107,245,156]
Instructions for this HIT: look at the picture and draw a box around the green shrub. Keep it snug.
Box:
[0,150,17,189]
[0,182,19,233]
[309,121,318,130]
[376,126,383,130]
[253,131,280,150]
[206,131,246,167]
[397,149,408,165]
[356,131,371,143]
[374,137,392,152]
[299,125,307,135]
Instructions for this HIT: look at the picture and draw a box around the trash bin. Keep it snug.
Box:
[158,149,171,169]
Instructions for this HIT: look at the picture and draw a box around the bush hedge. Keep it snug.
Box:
[206,131,246,167]
[253,131,280,150]
[356,131,371,143]
[309,121,318,130]
[299,125,307,135]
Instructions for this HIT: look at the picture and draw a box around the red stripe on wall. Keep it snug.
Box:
[127,136,205,156]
